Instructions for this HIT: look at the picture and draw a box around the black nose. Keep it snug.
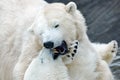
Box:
[43,41,54,49]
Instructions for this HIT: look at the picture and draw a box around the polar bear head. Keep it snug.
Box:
[28,2,87,49]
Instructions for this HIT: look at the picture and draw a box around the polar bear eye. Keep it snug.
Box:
[54,24,59,28]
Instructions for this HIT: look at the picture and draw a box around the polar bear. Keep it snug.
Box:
[0,0,118,80]
[24,1,118,80]
[24,48,70,80]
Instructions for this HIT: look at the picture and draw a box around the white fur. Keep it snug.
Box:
[24,48,69,80]
[0,0,115,80]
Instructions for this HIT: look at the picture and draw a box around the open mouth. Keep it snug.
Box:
[54,40,69,55]
[52,40,69,59]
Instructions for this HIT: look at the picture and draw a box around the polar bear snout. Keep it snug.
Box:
[41,28,64,48]
[43,41,54,49]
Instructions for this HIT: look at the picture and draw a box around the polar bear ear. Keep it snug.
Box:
[66,2,77,14]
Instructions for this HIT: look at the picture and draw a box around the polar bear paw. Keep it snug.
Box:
[104,40,118,64]
[67,40,79,59]
[110,40,118,54]
[63,40,79,64]
[108,40,118,57]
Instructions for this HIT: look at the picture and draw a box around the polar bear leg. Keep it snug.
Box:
[13,34,41,80]
[92,40,118,64]
[101,40,118,64]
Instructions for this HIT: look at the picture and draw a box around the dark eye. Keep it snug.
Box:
[54,24,59,28]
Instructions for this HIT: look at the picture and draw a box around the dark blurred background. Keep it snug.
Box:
[46,0,120,79]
